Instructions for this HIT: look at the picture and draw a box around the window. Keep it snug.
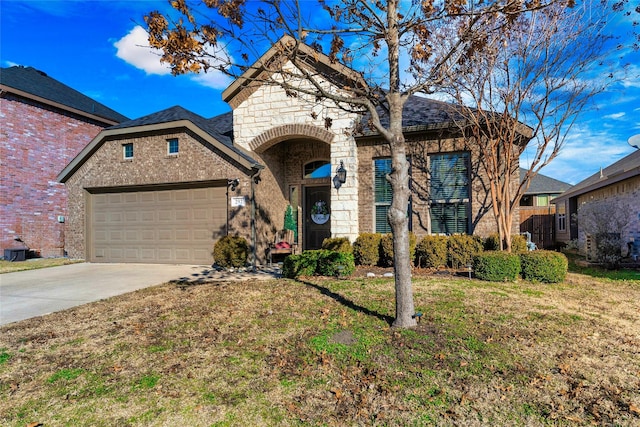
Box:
[429,152,470,234]
[167,138,179,155]
[536,194,549,207]
[304,160,330,178]
[374,158,393,233]
[557,203,566,232]
[520,195,533,206]
[373,158,412,233]
[123,143,133,159]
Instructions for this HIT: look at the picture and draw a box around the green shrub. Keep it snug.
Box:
[511,234,528,253]
[473,251,521,282]
[520,250,568,283]
[317,251,355,277]
[415,235,448,268]
[484,233,529,253]
[282,251,323,278]
[448,234,484,268]
[284,204,298,240]
[213,235,248,268]
[282,250,355,278]
[379,232,417,267]
[321,237,352,254]
[353,233,382,266]
[484,234,501,251]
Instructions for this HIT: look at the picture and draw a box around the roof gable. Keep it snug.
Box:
[222,35,366,109]
[58,106,260,183]
[520,168,572,195]
[0,66,129,124]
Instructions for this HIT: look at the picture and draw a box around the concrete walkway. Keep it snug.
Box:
[0,263,280,326]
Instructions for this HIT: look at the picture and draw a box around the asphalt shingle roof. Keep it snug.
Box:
[555,149,640,200]
[108,106,257,166]
[520,168,572,195]
[0,65,129,123]
[358,95,461,134]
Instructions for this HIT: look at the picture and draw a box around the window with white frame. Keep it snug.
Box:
[557,203,566,232]
[167,138,179,155]
[123,143,133,159]
[429,152,470,234]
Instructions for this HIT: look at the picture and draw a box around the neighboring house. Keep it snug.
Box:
[58,37,529,265]
[1,66,129,257]
[552,149,640,256]
[519,168,572,249]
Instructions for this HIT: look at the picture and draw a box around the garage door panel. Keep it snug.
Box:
[90,185,226,264]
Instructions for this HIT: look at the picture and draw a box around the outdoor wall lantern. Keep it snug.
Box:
[227,178,240,191]
[333,161,347,190]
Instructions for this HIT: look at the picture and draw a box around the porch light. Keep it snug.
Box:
[227,178,239,191]
[334,161,347,189]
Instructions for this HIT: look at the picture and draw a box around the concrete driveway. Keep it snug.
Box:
[0,263,218,326]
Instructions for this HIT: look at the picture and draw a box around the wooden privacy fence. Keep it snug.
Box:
[519,206,556,249]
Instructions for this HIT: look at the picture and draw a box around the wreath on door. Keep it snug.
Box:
[311,200,329,224]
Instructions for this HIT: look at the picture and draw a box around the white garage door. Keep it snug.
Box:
[89,186,226,264]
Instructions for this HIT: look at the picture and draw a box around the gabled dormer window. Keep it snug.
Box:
[123,143,133,160]
[167,138,179,155]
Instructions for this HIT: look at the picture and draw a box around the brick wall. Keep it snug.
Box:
[576,175,640,250]
[357,133,519,238]
[64,129,252,260]
[0,94,106,257]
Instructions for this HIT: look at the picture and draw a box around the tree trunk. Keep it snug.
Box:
[387,93,416,328]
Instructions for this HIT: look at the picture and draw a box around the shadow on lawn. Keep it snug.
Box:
[298,279,394,326]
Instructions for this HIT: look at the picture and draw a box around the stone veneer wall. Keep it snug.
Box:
[0,94,107,257]
[576,175,640,251]
[231,64,361,242]
[64,129,251,260]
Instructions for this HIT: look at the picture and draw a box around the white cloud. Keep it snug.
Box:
[603,112,626,120]
[114,25,232,90]
[192,71,232,90]
[114,26,171,75]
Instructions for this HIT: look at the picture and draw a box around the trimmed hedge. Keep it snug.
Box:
[520,250,568,283]
[317,251,355,277]
[415,235,448,268]
[282,250,355,279]
[321,237,353,253]
[473,251,521,282]
[484,233,529,253]
[448,234,484,268]
[212,235,248,268]
[379,232,417,267]
[511,234,528,253]
[353,233,382,266]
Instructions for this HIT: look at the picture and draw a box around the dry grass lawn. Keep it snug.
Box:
[1,271,639,426]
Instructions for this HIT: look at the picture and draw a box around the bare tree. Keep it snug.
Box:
[144,0,635,326]
[440,1,635,251]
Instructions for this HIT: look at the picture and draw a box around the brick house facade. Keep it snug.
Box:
[59,39,525,265]
[1,66,128,257]
[552,150,640,257]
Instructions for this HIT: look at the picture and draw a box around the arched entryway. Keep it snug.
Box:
[251,125,334,252]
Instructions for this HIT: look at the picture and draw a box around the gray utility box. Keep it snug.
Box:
[4,249,26,262]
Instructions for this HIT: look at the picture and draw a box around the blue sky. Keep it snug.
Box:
[2,0,638,185]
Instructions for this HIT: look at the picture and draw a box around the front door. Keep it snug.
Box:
[304,186,331,250]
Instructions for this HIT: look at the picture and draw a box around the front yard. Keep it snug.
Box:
[1,271,639,426]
